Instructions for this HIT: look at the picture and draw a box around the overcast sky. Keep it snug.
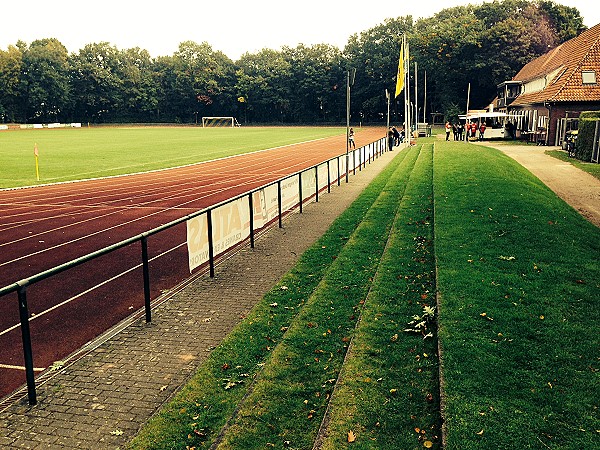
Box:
[1,0,597,60]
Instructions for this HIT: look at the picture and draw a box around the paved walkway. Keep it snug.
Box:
[0,148,400,449]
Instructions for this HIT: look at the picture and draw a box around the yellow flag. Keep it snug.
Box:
[395,43,404,98]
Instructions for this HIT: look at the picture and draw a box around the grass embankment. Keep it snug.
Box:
[435,141,599,448]
[0,126,344,188]
[129,139,599,449]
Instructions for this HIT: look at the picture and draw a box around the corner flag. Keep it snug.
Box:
[34,143,40,181]
[394,42,405,98]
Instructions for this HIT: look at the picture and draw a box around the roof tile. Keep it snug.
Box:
[510,23,600,105]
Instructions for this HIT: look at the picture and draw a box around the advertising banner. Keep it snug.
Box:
[187,197,251,272]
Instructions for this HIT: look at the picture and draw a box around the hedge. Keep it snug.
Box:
[575,111,600,161]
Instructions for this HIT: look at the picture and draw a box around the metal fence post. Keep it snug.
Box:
[141,236,151,323]
[315,166,319,203]
[17,285,37,405]
[278,180,283,228]
[299,173,303,213]
[249,193,255,248]
[207,209,215,278]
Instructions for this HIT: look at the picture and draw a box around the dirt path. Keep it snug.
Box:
[478,143,600,227]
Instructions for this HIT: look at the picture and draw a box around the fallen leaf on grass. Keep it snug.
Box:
[476,429,484,435]
[423,441,433,448]
[347,430,356,443]
[498,255,516,261]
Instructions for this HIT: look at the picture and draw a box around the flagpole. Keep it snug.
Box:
[415,61,418,130]
[465,82,471,142]
[405,36,411,143]
[423,70,427,124]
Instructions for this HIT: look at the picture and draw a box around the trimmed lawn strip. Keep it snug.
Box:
[544,149,600,180]
[318,143,441,449]
[434,141,600,448]
[212,145,422,449]
[127,147,416,449]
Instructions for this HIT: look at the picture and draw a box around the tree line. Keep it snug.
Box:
[0,0,585,125]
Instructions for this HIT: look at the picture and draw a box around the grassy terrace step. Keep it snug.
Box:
[434,141,599,449]
[127,145,419,449]
[209,145,421,449]
[316,143,442,449]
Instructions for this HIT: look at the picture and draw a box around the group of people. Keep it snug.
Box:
[445,121,487,141]
[387,126,405,150]
[349,126,405,152]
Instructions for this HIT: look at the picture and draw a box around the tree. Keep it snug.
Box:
[21,38,71,122]
[116,47,159,121]
[283,44,345,123]
[70,42,123,123]
[235,49,291,123]
[0,44,24,122]
[171,41,235,123]
[343,16,414,123]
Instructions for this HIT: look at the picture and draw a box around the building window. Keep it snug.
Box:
[582,70,597,85]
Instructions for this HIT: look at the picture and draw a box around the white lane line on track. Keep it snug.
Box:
[0,364,45,372]
[0,241,186,337]
[0,174,274,267]
[0,160,281,246]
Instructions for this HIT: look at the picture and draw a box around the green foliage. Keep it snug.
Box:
[576,119,596,161]
[0,1,588,124]
[575,112,600,162]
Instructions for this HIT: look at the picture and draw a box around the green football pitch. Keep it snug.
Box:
[0,126,345,188]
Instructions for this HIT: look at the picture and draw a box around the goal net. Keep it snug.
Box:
[201,117,240,127]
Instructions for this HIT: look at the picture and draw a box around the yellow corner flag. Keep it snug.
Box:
[34,143,40,181]
[394,42,405,98]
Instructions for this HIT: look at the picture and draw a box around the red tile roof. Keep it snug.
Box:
[510,23,600,105]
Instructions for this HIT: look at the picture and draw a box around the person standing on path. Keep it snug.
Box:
[445,121,452,141]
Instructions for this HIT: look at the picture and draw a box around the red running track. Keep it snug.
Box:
[0,128,385,399]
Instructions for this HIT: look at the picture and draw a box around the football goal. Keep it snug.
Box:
[201,117,240,127]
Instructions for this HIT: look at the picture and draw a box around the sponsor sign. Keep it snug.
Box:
[186,197,251,272]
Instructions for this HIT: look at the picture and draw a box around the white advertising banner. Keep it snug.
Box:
[187,212,209,272]
[212,197,250,255]
[317,163,329,191]
[186,197,251,272]
[252,184,280,229]
[301,170,316,203]
[280,176,299,212]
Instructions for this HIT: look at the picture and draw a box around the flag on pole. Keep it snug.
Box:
[34,143,40,181]
[395,42,405,98]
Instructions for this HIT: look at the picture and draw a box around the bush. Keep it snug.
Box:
[575,111,600,161]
